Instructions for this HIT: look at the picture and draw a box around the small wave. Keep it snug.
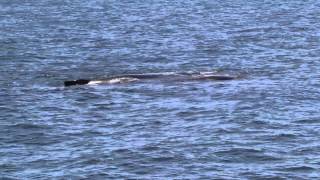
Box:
[293,118,319,124]
[10,123,46,130]
[280,166,316,172]
[215,148,281,162]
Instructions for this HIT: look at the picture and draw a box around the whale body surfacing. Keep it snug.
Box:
[64,71,239,87]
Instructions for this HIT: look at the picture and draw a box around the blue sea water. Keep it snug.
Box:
[1,0,320,179]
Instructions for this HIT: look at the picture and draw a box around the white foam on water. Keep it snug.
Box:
[107,77,139,84]
[88,80,104,85]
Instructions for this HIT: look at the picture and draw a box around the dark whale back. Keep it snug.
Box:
[64,79,90,86]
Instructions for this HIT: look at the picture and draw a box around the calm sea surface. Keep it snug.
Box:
[1,0,320,179]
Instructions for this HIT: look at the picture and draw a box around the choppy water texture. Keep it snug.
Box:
[1,0,320,179]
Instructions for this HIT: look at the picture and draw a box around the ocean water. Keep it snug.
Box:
[1,0,320,179]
